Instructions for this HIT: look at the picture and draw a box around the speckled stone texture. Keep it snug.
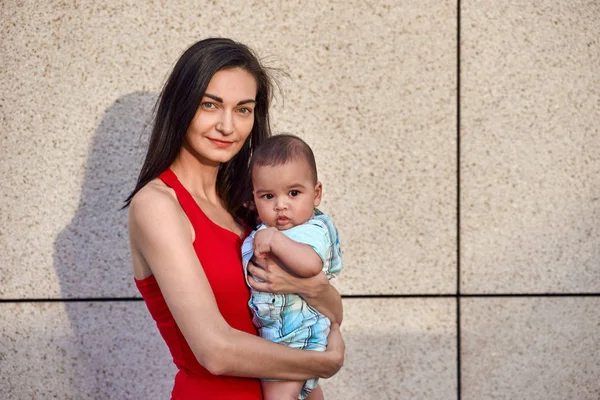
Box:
[0,302,175,399]
[461,1,600,293]
[461,297,600,400]
[3,0,600,399]
[321,299,457,400]
[0,0,457,299]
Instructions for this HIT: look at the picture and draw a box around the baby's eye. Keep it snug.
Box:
[262,194,274,200]
[289,190,299,197]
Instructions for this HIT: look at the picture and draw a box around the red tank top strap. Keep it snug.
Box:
[158,168,207,231]
[158,168,251,242]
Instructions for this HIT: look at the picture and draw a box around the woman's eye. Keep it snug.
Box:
[238,107,253,114]
[201,102,216,110]
[289,190,299,197]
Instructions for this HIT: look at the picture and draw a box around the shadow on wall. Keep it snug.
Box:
[54,91,156,298]
[53,92,163,397]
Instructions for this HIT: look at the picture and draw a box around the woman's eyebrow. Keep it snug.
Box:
[204,93,256,105]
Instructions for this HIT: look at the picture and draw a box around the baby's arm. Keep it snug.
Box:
[253,227,322,278]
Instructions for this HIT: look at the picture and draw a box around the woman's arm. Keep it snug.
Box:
[247,257,343,325]
[129,186,344,379]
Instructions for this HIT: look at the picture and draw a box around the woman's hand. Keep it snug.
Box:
[247,255,329,298]
[322,323,345,378]
[247,255,343,324]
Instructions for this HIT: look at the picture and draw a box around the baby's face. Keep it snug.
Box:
[252,159,322,230]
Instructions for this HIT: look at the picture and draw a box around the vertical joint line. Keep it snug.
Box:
[456,1,462,399]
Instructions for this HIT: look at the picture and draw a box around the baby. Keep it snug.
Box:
[241,134,343,400]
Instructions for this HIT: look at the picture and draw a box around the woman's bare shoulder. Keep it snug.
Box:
[128,179,183,230]
[130,178,175,210]
[131,178,172,204]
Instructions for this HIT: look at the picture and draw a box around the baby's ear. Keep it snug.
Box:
[243,200,256,210]
[313,181,323,207]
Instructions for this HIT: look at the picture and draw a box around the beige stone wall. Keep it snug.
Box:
[1,1,598,399]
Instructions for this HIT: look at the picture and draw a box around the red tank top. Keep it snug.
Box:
[135,168,262,399]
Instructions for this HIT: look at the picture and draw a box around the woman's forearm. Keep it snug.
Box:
[205,324,343,380]
[301,279,343,324]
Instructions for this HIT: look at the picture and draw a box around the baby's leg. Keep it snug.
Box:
[261,380,304,400]
[305,384,324,400]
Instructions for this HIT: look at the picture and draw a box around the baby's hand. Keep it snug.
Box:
[253,227,278,258]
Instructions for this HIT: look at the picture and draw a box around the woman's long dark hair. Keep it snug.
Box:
[124,38,275,228]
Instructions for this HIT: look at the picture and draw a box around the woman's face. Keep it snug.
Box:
[184,68,257,165]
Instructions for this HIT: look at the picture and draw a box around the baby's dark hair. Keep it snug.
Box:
[250,134,318,183]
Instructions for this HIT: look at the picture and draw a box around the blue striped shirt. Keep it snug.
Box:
[241,211,342,348]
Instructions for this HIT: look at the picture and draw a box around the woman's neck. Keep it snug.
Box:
[170,148,221,204]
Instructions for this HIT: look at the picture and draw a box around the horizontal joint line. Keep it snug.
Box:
[1,293,599,303]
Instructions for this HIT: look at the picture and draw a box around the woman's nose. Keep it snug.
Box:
[216,112,234,135]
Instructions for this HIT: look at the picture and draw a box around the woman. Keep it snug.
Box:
[125,38,344,399]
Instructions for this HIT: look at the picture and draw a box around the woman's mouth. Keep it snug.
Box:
[208,138,234,148]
